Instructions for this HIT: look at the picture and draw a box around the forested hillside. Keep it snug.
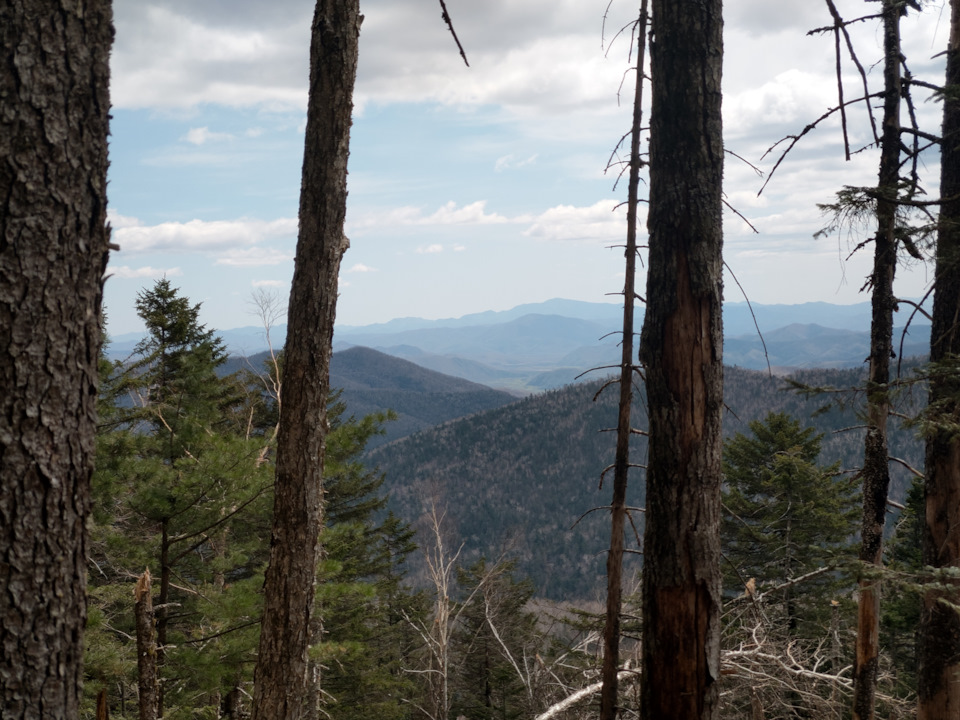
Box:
[369,363,927,601]
[329,347,518,446]
[228,346,518,447]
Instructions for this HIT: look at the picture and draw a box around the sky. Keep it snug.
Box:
[104,0,949,336]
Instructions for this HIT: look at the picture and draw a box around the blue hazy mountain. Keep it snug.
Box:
[105,298,930,391]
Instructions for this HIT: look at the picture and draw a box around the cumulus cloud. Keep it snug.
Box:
[725,69,839,139]
[107,210,143,230]
[110,0,636,119]
[347,263,378,273]
[113,216,297,254]
[523,199,625,243]
[112,3,310,110]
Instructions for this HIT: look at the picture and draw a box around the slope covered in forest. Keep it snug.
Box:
[231,346,518,448]
[368,363,927,601]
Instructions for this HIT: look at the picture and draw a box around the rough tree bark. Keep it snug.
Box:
[599,3,648,718]
[0,2,112,719]
[250,1,359,718]
[638,2,724,720]
[917,0,960,716]
[852,3,900,719]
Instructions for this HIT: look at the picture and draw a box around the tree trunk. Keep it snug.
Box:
[638,2,724,720]
[155,520,171,717]
[0,3,112,719]
[303,614,323,720]
[852,6,900,720]
[600,3,647,718]
[917,0,960,716]
[250,1,359,718]
[134,570,159,720]
[96,689,109,720]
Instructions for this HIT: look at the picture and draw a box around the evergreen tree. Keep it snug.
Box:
[311,397,425,720]
[86,280,274,718]
[449,560,539,720]
[722,412,860,635]
[86,295,425,719]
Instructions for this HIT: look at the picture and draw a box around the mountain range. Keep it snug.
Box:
[198,302,931,601]
[106,298,932,393]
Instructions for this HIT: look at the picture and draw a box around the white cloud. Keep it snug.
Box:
[523,199,625,243]
[348,263,378,273]
[252,279,286,288]
[108,265,183,279]
[111,3,310,110]
[417,244,444,254]
[350,200,510,231]
[427,201,509,225]
[725,69,839,139]
[216,247,294,267]
[113,216,297,254]
[110,0,637,118]
[107,210,144,230]
[183,126,234,145]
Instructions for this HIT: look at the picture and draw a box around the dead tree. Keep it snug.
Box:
[600,2,648,718]
[917,0,960,716]
[134,570,159,720]
[852,3,902,718]
[639,1,725,719]
[765,4,935,715]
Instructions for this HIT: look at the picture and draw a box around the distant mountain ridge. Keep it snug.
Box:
[231,346,517,448]
[106,298,931,391]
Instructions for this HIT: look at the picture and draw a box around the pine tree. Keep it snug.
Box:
[722,412,860,635]
[86,281,274,718]
[88,306,426,719]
